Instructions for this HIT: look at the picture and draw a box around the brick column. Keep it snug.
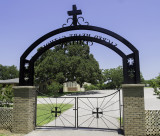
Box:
[122,84,145,136]
[12,86,36,133]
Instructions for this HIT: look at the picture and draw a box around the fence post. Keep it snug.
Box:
[12,86,36,133]
[122,84,146,136]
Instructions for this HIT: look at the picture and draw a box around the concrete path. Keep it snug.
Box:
[25,128,123,136]
[45,91,120,129]
[27,90,123,136]
[144,88,160,110]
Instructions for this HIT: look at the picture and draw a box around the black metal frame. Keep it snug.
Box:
[77,90,122,130]
[36,90,122,131]
[36,90,77,128]
[19,5,140,86]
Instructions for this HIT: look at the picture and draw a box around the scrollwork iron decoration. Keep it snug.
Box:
[77,17,89,26]
[62,5,89,27]
[128,69,135,79]
[62,18,73,27]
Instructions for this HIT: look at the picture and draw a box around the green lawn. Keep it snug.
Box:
[0,134,8,136]
[144,87,152,88]
[37,95,49,98]
[36,103,73,126]
[118,117,123,125]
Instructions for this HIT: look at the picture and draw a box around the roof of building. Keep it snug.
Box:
[0,78,19,84]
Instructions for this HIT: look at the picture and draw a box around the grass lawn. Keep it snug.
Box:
[37,103,73,126]
[0,134,7,136]
[118,117,123,125]
[144,87,152,88]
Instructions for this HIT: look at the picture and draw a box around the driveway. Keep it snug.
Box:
[25,128,122,136]
[25,88,159,136]
[144,88,160,110]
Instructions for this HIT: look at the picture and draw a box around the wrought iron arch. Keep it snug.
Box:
[19,5,140,86]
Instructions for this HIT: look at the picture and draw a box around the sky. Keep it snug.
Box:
[0,0,160,80]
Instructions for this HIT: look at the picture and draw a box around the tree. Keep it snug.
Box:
[0,85,13,107]
[156,74,160,88]
[146,74,160,94]
[140,72,145,84]
[0,64,19,80]
[47,81,63,96]
[103,66,123,89]
[103,66,145,89]
[35,42,102,93]
[148,78,159,93]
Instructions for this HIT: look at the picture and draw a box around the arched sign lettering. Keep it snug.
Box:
[19,5,140,86]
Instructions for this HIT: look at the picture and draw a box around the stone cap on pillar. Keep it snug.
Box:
[122,84,145,88]
[122,84,145,97]
[13,86,37,98]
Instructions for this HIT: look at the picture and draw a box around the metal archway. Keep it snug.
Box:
[19,5,140,86]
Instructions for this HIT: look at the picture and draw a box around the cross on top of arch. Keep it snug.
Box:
[68,5,82,26]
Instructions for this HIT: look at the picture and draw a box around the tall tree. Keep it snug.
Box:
[103,66,145,89]
[103,66,123,89]
[140,72,145,84]
[146,74,160,92]
[35,42,102,92]
[0,65,19,80]
[156,74,160,87]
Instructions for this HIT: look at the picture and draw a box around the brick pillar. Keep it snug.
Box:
[12,86,36,133]
[122,84,146,136]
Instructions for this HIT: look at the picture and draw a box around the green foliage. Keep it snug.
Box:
[47,81,63,96]
[150,79,158,88]
[156,73,160,88]
[0,64,19,80]
[35,42,102,92]
[84,82,117,90]
[84,84,98,91]
[96,83,115,90]
[146,74,160,95]
[0,134,8,136]
[0,84,2,90]
[102,67,145,90]
[102,66,123,89]
[104,82,116,89]
[140,72,145,84]
[95,83,105,90]
[0,85,13,107]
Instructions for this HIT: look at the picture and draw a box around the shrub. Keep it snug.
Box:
[155,90,160,95]
[83,84,88,90]
[84,83,117,91]
[0,84,2,90]
[104,82,116,89]
[96,83,105,90]
[84,84,98,91]
[47,81,63,96]
[0,85,13,107]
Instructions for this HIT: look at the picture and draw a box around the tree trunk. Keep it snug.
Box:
[59,87,63,94]
[80,83,83,88]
